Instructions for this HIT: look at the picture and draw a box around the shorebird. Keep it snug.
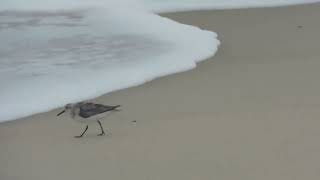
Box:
[57,102,121,138]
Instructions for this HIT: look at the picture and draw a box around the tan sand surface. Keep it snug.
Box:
[1,3,320,180]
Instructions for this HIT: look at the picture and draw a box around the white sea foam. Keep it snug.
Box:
[1,0,319,122]
[0,0,219,122]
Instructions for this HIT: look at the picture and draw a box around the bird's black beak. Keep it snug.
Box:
[57,110,66,116]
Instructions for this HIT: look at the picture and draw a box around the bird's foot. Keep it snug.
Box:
[97,132,105,136]
[74,135,84,138]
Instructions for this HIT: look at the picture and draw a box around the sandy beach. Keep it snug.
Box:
[1,3,320,180]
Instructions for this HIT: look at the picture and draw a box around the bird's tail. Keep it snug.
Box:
[113,105,121,111]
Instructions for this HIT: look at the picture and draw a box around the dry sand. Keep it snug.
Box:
[1,3,320,180]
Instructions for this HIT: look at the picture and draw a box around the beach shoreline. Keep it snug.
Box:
[2,3,320,179]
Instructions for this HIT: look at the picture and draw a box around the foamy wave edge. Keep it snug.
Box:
[0,0,219,122]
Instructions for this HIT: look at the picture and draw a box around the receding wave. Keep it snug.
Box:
[2,0,318,122]
[0,1,219,122]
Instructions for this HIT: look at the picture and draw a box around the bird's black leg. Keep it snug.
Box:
[97,120,105,136]
[74,125,88,138]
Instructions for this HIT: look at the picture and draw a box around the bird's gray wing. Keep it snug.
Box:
[79,103,120,118]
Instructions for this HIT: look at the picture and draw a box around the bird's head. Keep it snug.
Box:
[57,103,74,116]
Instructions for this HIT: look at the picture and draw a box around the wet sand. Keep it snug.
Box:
[1,3,320,180]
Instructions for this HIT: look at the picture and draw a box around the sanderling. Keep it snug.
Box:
[57,102,121,138]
